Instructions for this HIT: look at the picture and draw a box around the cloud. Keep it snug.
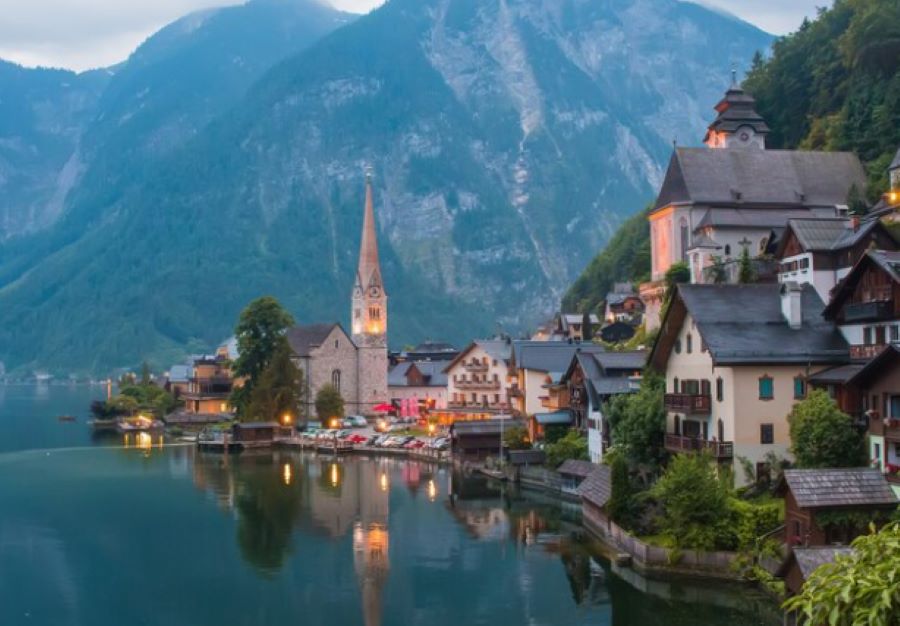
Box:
[0,0,824,72]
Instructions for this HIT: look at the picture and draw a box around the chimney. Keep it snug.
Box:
[781,282,803,330]
[850,215,860,232]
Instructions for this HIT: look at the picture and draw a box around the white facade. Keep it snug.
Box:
[446,344,511,412]
[778,251,852,303]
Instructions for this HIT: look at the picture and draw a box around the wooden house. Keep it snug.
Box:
[577,465,612,534]
[449,418,522,461]
[778,546,853,596]
[776,468,897,547]
[557,459,596,496]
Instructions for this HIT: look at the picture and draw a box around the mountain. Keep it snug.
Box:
[0,0,354,241]
[563,0,900,316]
[0,62,110,238]
[0,0,772,374]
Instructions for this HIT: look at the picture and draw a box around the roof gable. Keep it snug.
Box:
[823,250,900,319]
[287,323,353,357]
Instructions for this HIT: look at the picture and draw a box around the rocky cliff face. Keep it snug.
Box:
[0,0,771,373]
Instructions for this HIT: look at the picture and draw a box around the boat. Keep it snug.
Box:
[89,418,118,431]
[57,415,77,422]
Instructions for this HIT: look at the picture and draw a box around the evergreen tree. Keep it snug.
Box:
[246,341,303,424]
[231,296,295,417]
[737,247,755,284]
[582,310,594,342]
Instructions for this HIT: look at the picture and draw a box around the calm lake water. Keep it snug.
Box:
[0,385,780,626]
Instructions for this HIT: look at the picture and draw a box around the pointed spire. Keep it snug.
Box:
[357,168,381,287]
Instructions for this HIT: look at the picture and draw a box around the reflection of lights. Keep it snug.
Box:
[283,463,292,486]
[331,463,339,487]
[157,435,164,448]
[123,434,131,448]
[380,472,388,492]
[428,479,437,501]
[136,432,152,450]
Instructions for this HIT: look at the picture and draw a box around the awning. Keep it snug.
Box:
[533,410,573,426]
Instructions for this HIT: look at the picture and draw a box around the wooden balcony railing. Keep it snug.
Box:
[845,300,894,323]
[664,393,711,414]
[665,434,733,459]
[850,344,889,360]
[455,379,500,390]
[463,361,489,372]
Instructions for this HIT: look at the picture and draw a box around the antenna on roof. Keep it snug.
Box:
[731,64,738,87]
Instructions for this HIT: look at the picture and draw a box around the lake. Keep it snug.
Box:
[0,385,780,626]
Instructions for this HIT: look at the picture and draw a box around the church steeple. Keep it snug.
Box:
[703,81,770,150]
[352,171,387,346]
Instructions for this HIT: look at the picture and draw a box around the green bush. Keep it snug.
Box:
[545,430,588,468]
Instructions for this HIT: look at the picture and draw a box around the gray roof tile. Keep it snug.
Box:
[677,284,848,365]
[782,468,898,509]
[558,459,596,478]
[792,547,854,579]
[655,148,866,211]
[577,465,612,508]
[286,323,345,357]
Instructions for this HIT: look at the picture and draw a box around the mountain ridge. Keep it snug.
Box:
[0,0,772,374]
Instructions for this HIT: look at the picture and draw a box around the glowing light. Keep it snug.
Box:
[428,423,436,436]
[380,472,388,492]
[891,191,898,204]
[428,479,437,502]
[283,463,292,486]
[330,418,339,429]
[282,413,292,426]
[331,463,339,487]
[136,432,152,451]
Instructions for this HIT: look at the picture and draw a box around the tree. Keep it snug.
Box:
[246,341,304,424]
[545,430,588,467]
[231,296,295,416]
[783,523,900,625]
[503,425,530,450]
[664,262,690,296]
[707,255,727,284]
[788,389,866,468]
[140,361,152,385]
[606,373,666,469]
[737,246,755,284]
[607,451,638,527]
[315,384,344,425]
[582,311,594,342]
[650,452,732,550]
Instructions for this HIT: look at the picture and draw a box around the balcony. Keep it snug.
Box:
[664,393,711,415]
[870,414,900,440]
[665,434,733,459]
[463,361,489,372]
[508,385,523,398]
[850,344,889,360]
[455,379,501,390]
[844,300,893,323]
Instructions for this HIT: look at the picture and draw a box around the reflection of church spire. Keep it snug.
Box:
[353,463,390,626]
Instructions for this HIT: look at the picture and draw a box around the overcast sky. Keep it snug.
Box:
[0,0,828,72]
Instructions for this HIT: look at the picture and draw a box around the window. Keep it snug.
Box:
[686,333,693,354]
[679,217,689,261]
[673,377,679,393]
[874,443,881,469]
[494,394,500,403]
[724,244,731,256]
[369,306,381,321]
[717,418,724,441]
[892,325,899,342]
[334,339,339,349]
[674,415,681,436]
[863,327,873,345]
[793,376,806,400]
[674,339,682,354]
[891,396,900,419]
[331,369,341,392]
[701,379,711,396]
[876,326,886,345]
[760,423,774,444]
[759,376,774,400]
[716,377,724,402]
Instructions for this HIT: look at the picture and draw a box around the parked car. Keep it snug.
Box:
[403,439,426,450]
[344,433,368,444]
[343,415,368,428]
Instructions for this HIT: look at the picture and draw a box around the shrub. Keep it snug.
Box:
[545,430,588,467]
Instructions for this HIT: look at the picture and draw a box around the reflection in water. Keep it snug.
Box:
[181,454,779,626]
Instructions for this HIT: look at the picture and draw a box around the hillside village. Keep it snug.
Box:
[109,77,900,608]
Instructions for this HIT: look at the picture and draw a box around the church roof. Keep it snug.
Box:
[703,84,770,142]
[891,146,900,171]
[654,148,866,212]
[355,173,383,291]
[286,323,351,357]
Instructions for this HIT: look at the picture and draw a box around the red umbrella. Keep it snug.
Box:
[373,403,395,412]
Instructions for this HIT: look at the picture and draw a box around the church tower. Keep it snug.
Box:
[352,171,388,414]
[703,75,770,150]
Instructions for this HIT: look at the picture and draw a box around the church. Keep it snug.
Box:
[287,173,389,418]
